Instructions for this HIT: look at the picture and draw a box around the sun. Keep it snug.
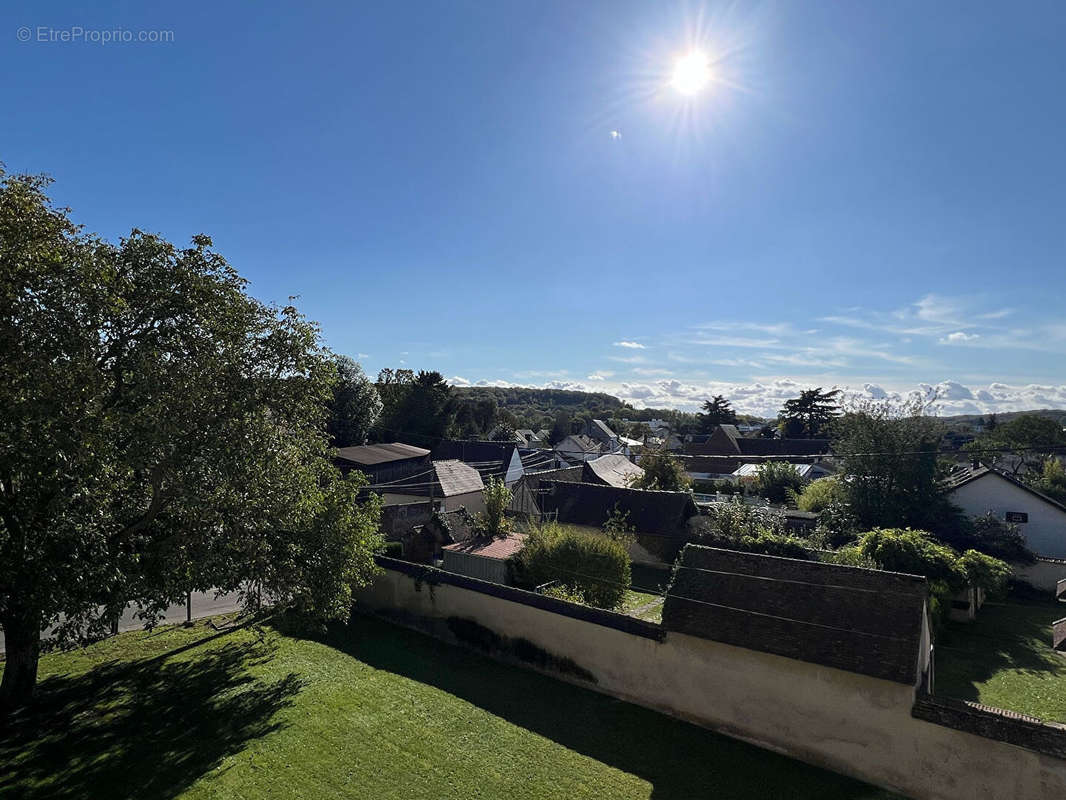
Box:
[671,50,712,96]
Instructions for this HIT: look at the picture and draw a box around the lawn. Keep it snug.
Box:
[935,599,1066,723]
[0,612,899,800]
[617,589,665,624]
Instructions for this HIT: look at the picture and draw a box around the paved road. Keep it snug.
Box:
[0,591,243,654]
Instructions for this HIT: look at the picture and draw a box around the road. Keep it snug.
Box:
[0,591,243,654]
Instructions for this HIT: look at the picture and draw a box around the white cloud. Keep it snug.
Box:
[940,331,980,344]
[586,371,614,381]
[613,341,646,349]
[443,374,1066,418]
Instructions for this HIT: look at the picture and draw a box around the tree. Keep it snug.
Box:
[629,450,691,492]
[754,462,805,504]
[476,478,512,537]
[832,398,949,532]
[0,170,384,708]
[326,355,382,447]
[779,388,841,438]
[966,414,1066,477]
[373,369,455,446]
[548,411,571,445]
[698,395,736,432]
[510,523,630,608]
[1033,458,1066,504]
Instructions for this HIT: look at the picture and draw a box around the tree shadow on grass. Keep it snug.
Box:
[278,614,896,800]
[0,630,302,800]
[935,600,1066,704]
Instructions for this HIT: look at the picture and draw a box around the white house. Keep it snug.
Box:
[945,465,1066,559]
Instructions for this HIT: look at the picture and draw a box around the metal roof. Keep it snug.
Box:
[335,442,431,466]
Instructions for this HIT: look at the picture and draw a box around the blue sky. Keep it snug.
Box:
[3,1,1065,415]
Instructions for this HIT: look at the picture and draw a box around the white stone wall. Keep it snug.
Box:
[357,568,1066,800]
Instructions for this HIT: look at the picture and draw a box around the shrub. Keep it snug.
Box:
[854,528,965,587]
[958,549,1012,598]
[476,477,512,537]
[694,497,784,540]
[795,477,844,513]
[812,500,860,548]
[850,527,1012,605]
[380,541,404,558]
[602,502,635,544]
[755,462,805,504]
[510,524,630,609]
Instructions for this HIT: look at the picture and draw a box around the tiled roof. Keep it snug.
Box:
[442,534,526,560]
[336,442,431,465]
[583,454,644,488]
[433,459,485,496]
[662,546,928,685]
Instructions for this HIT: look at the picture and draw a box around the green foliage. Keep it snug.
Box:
[629,450,691,492]
[476,478,512,537]
[510,524,631,609]
[693,497,785,539]
[812,501,860,548]
[967,415,1066,478]
[958,549,1012,598]
[1032,458,1066,504]
[832,398,950,532]
[850,528,1012,598]
[0,169,383,704]
[779,388,841,438]
[698,395,737,431]
[326,355,382,447]
[795,477,844,513]
[372,368,456,446]
[602,503,635,544]
[754,462,805,504]
[686,498,810,559]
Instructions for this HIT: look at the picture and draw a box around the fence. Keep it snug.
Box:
[357,557,1066,800]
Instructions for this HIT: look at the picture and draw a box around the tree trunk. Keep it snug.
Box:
[0,611,41,711]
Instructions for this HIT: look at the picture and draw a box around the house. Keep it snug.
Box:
[554,433,605,464]
[945,464,1066,559]
[442,534,526,584]
[431,440,525,487]
[507,465,585,517]
[515,429,541,446]
[584,419,620,448]
[376,459,486,516]
[334,442,431,485]
[581,453,644,488]
[663,545,931,686]
[683,425,830,459]
[428,460,486,514]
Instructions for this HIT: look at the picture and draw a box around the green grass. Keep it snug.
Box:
[935,599,1066,722]
[1,613,897,800]
[617,590,665,624]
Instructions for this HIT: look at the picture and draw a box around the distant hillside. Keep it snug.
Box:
[452,385,752,433]
[937,409,1066,430]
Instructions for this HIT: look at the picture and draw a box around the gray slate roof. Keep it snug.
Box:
[433,459,485,497]
[662,546,928,685]
[582,453,644,488]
